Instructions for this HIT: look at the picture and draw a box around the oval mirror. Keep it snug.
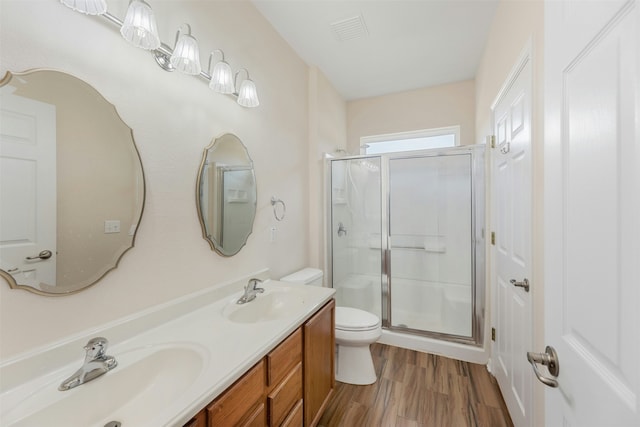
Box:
[0,70,145,295]
[196,134,256,256]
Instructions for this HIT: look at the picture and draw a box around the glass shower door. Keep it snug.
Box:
[387,153,473,337]
[330,157,383,319]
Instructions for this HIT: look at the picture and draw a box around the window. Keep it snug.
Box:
[360,126,460,155]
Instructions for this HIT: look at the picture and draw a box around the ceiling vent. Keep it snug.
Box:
[330,14,369,42]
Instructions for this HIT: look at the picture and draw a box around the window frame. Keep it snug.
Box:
[360,125,461,155]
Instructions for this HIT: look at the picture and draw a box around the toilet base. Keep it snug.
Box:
[335,344,377,385]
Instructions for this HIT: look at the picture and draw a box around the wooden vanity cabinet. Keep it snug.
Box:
[303,299,335,427]
[185,299,334,427]
[207,360,266,426]
[266,329,303,426]
[183,409,207,427]
[281,399,303,427]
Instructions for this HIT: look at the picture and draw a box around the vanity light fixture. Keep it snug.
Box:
[170,24,202,75]
[120,0,160,50]
[60,0,106,15]
[59,0,259,108]
[235,69,260,108]
[208,50,234,94]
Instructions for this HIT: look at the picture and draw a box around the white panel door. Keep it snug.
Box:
[544,0,639,425]
[492,55,533,427]
[0,92,57,288]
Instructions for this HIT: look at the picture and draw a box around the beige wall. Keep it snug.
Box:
[0,0,310,358]
[307,66,347,278]
[475,0,544,424]
[346,80,476,154]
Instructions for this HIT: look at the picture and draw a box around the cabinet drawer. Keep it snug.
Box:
[267,328,302,387]
[267,362,302,426]
[281,399,303,427]
[241,403,266,427]
[183,409,206,427]
[208,360,265,427]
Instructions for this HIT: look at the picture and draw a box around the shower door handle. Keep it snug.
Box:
[382,248,392,277]
[510,278,530,292]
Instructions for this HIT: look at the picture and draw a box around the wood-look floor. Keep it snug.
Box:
[318,343,513,427]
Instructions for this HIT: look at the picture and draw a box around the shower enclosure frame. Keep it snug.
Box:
[326,145,486,347]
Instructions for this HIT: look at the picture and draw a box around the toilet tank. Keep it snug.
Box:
[280,268,323,286]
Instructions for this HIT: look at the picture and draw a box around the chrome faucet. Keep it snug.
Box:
[237,278,265,304]
[58,337,117,391]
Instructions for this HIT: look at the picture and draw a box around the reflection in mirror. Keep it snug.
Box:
[0,70,145,295]
[197,134,256,257]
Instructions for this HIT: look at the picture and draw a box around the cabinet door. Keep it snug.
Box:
[208,360,265,427]
[303,299,335,427]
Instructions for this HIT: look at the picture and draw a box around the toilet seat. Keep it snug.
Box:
[335,306,381,332]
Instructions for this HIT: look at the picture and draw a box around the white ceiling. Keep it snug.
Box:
[252,0,499,101]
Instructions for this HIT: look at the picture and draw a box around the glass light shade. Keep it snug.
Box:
[237,78,260,108]
[120,0,160,50]
[209,61,234,94]
[60,0,107,15]
[170,26,202,75]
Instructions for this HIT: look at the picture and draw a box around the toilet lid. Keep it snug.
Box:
[335,306,380,331]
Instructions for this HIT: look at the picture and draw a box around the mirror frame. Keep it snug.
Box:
[196,133,256,257]
[0,69,146,296]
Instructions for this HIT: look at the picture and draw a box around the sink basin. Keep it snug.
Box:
[2,344,208,427]
[223,286,306,323]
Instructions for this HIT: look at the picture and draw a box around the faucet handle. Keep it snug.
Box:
[247,278,264,292]
[84,337,108,359]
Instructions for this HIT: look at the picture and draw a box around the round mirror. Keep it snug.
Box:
[196,134,256,256]
[0,70,145,295]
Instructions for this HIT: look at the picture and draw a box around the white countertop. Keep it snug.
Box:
[0,274,335,427]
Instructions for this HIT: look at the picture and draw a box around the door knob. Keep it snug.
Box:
[500,141,511,154]
[510,278,530,292]
[527,346,559,388]
[25,250,53,260]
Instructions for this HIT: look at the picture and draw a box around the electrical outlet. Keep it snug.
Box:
[104,220,121,234]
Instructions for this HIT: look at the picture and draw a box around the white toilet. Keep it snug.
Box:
[280,268,382,385]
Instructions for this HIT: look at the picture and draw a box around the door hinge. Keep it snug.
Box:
[491,232,496,245]
[487,135,496,148]
[491,327,496,341]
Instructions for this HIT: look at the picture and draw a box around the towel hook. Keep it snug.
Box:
[271,197,286,221]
